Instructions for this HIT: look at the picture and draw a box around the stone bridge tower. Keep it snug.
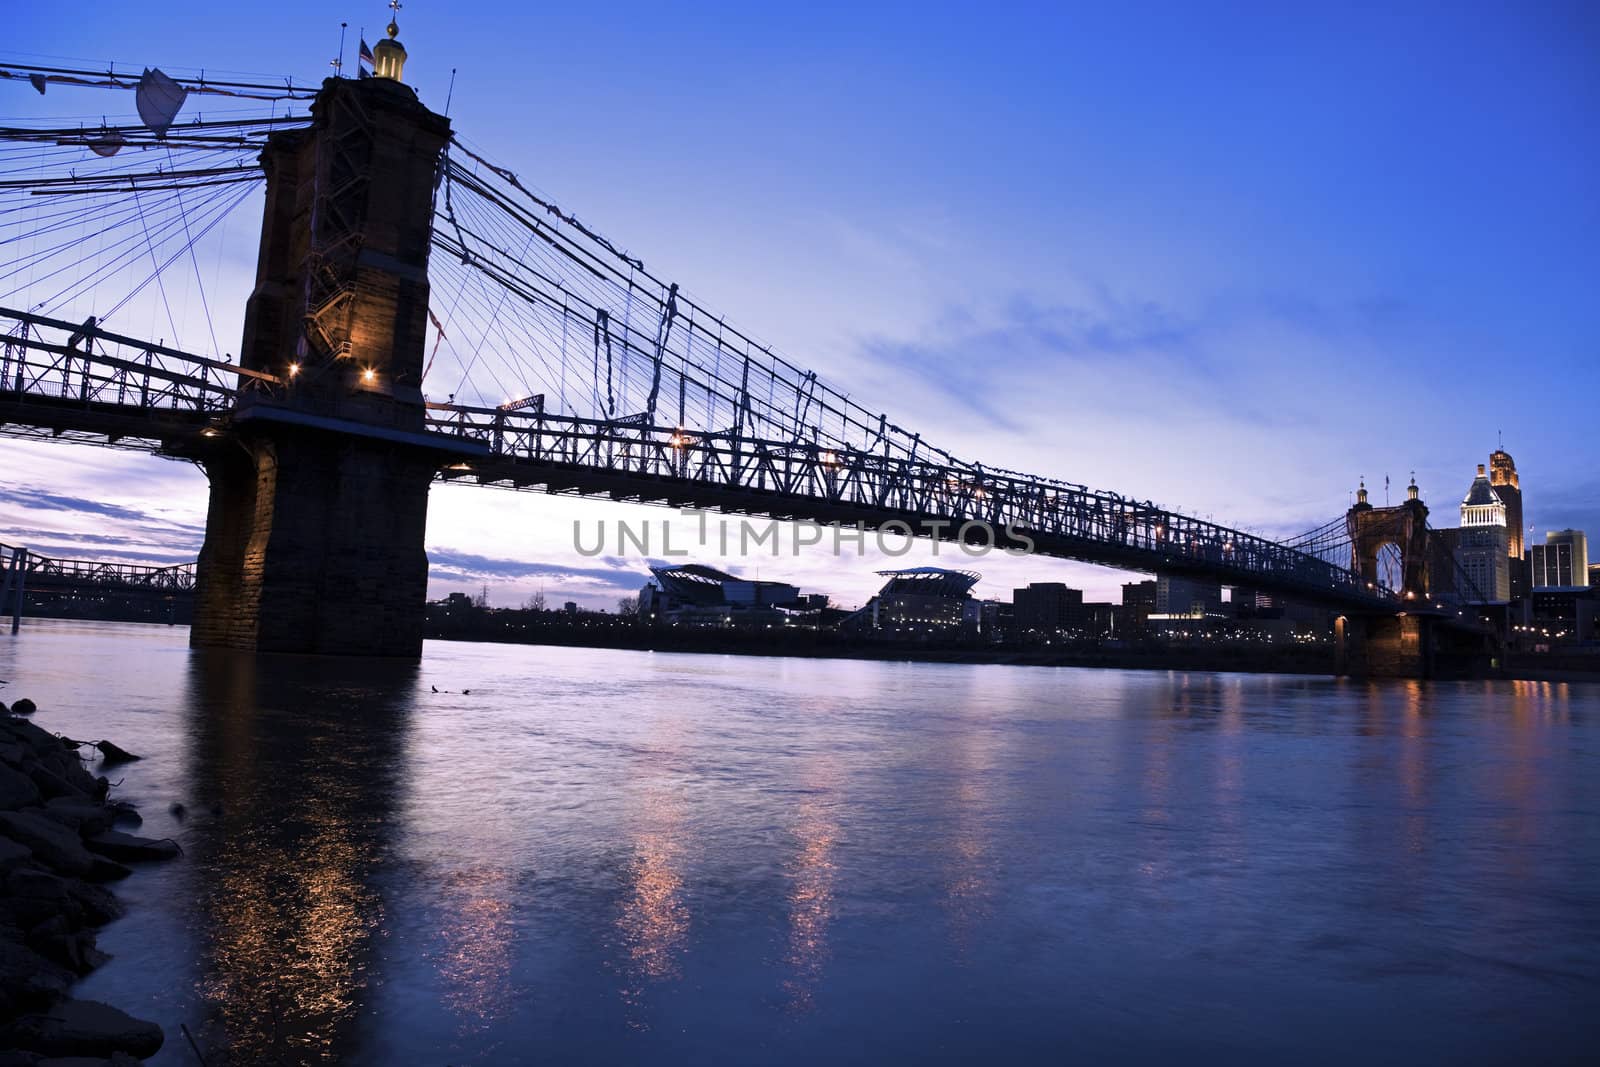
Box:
[191,21,474,657]
[1346,477,1431,597]
[1339,477,1454,678]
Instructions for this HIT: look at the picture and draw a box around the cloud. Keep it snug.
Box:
[0,487,158,524]
[1522,478,1600,540]
[426,547,648,591]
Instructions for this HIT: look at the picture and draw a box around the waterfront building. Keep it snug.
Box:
[1121,580,1157,636]
[1155,575,1223,616]
[1528,529,1589,589]
[1454,464,1511,602]
[1518,587,1598,646]
[840,567,981,640]
[1013,582,1082,632]
[640,563,820,627]
[976,598,1013,640]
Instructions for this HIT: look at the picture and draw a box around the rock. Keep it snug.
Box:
[0,764,42,810]
[10,698,36,716]
[41,800,112,837]
[0,937,75,1003]
[2,998,164,1058]
[90,742,139,766]
[0,813,93,877]
[25,914,71,946]
[64,883,123,926]
[32,929,109,976]
[6,895,67,929]
[0,719,62,754]
[82,857,130,885]
[0,740,25,766]
[0,837,30,867]
[23,765,87,804]
[83,831,179,863]
[34,752,99,799]
[106,803,140,830]
[8,868,69,903]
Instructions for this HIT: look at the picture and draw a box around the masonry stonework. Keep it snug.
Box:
[191,75,451,657]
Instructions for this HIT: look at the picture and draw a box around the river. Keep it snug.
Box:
[2,619,1595,1064]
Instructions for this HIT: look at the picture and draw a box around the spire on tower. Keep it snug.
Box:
[372,1,409,82]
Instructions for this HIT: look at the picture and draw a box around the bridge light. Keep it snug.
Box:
[362,367,376,384]
[288,362,301,377]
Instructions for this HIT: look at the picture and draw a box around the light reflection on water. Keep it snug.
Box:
[614,784,690,1024]
[181,651,406,1063]
[430,864,518,1034]
[782,765,838,1013]
[1,620,1597,1065]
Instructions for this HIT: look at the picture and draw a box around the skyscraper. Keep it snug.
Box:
[1487,448,1523,557]
[1456,464,1511,602]
[1488,447,1527,599]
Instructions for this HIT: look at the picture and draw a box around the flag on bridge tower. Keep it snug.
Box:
[358,35,375,77]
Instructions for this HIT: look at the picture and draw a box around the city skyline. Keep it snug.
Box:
[2,1,1596,610]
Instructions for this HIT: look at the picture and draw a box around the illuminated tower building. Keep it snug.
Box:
[1455,464,1511,602]
[1488,447,1526,598]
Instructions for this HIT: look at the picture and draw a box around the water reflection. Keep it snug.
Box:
[430,865,519,1035]
[180,651,415,1064]
[612,722,692,1028]
[782,772,838,1012]
[941,720,1001,955]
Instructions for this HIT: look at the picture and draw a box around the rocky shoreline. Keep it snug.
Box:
[0,698,177,1065]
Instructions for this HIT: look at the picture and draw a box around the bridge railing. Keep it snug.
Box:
[0,541,195,591]
[0,307,280,418]
[424,403,1397,608]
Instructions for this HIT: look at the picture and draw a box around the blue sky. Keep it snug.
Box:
[2,2,1596,608]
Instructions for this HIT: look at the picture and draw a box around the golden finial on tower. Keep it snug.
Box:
[373,0,409,82]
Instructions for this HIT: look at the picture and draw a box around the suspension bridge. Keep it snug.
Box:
[0,40,1491,674]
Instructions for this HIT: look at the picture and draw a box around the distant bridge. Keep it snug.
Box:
[0,541,193,630]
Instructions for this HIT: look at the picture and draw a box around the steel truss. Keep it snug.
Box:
[1,541,194,592]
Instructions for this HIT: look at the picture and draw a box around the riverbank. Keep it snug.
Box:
[425,623,1345,675]
[0,699,177,1063]
[425,626,1600,683]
